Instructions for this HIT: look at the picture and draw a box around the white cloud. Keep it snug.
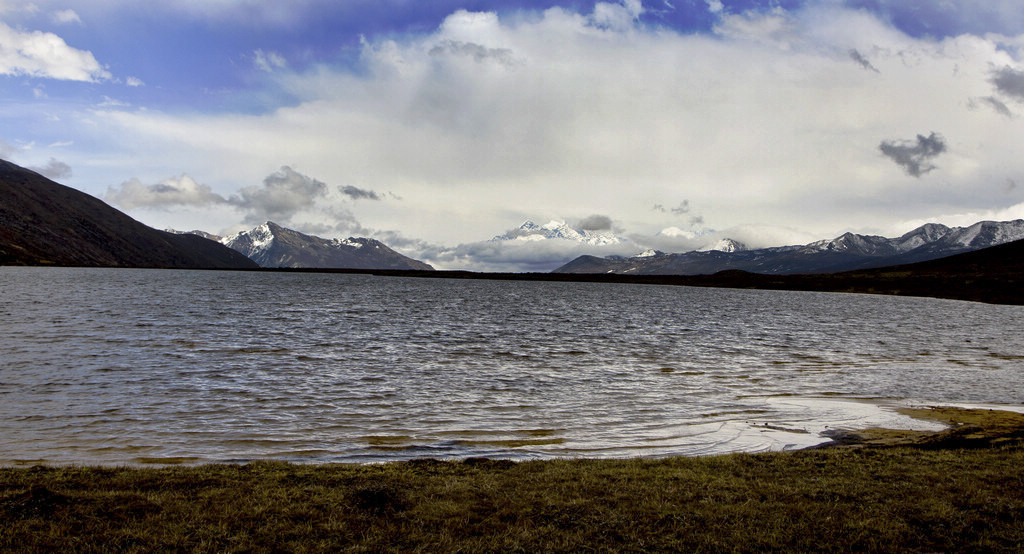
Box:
[0,21,110,81]
[0,2,39,16]
[105,174,228,209]
[77,3,1024,267]
[51,8,81,25]
[253,49,287,72]
[125,76,144,87]
[705,0,723,15]
[591,0,644,30]
[28,157,72,179]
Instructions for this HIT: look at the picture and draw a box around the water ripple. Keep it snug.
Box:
[1,266,1023,465]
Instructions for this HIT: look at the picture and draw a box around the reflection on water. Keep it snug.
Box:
[1,266,1022,465]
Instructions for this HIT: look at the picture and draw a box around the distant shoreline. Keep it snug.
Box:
[258,263,1024,306]
[6,261,1023,305]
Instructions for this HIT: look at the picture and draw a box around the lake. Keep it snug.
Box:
[2,266,1022,465]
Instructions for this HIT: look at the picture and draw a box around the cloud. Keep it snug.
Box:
[991,66,1024,102]
[970,96,1013,118]
[254,49,287,72]
[652,201,690,215]
[339,185,381,201]
[577,214,614,231]
[849,49,879,73]
[592,0,644,30]
[51,9,81,25]
[28,157,72,180]
[414,236,644,272]
[83,3,1024,253]
[705,0,724,15]
[429,40,518,66]
[229,166,328,224]
[878,132,947,177]
[844,0,1024,38]
[713,7,797,47]
[0,138,19,159]
[105,174,228,209]
[0,21,110,81]
[125,76,144,87]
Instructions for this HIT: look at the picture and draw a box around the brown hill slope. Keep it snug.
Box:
[0,160,257,269]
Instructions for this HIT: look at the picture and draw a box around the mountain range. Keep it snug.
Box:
[203,222,434,270]
[555,220,1024,275]
[0,159,257,269]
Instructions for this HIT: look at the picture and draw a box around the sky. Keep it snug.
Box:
[3,0,1024,271]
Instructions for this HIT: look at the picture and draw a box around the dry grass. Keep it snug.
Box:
[3,408,1023,552]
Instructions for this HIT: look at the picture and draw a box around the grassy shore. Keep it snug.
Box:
[3,408,1023,552]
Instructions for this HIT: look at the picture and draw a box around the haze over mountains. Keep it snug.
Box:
[555,220,1024,275]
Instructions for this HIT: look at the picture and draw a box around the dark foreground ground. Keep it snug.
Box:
[2,408,1023,552]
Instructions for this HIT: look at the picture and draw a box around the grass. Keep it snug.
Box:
[2,408,1023,552]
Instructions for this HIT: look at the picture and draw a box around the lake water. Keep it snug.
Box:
[2,266,1023,465]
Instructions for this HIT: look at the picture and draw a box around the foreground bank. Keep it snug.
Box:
[3,408,1022,552]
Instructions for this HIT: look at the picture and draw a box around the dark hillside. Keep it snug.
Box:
[326,238,1024,304]
[0,160,257,269]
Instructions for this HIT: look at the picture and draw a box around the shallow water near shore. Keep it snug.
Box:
[2,266,1022,465]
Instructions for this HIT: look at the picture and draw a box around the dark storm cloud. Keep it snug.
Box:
[878,132,947,177]
[230,166,328,224]
[339,185,381,201]
[577,214,613,231]
[849,49,879,73]
[991,66,1024,102]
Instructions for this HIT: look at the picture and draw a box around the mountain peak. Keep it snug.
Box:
[221,223,433,270]
[493,219,622,245]
[699,238,747,253]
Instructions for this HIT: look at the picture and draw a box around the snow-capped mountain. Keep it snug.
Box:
[492,220,623,246]
[555,220,1024,275]
[699,238,748,253]
[216,222,434,270]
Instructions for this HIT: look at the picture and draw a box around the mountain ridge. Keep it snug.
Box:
[0,159,257,269]
[555,220,1024,275]
[216,222,434,270]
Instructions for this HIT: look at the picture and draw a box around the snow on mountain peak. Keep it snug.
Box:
[337,238,363,249]
[492,219,622,245]
[698,238,747,253]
